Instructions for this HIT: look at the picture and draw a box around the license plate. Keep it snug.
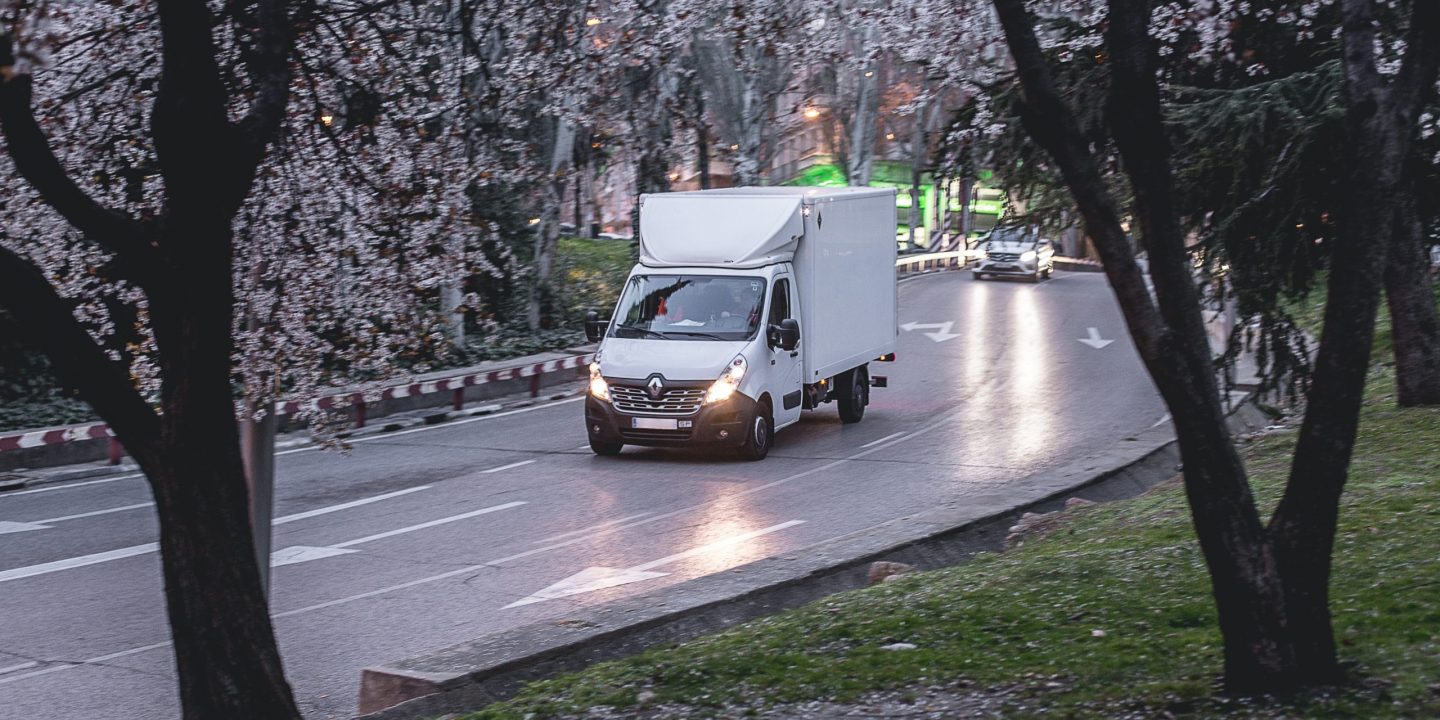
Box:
[632,417,678,430]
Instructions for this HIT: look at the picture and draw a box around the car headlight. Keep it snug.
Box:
[1020,250,1037,263]
[705,354,748,404]
[589,361,609,401]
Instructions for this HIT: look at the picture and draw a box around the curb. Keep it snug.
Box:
[1054,257,1103,273]
[354,398,1274,719]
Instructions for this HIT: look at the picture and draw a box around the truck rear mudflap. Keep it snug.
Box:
[585,393,759,449]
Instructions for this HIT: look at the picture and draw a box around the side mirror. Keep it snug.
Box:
[584,310,606,343]
[776,318,800,351]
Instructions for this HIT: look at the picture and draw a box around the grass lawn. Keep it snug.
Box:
[460,325,1440,717]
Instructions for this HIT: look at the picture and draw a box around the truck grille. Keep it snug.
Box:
[610,385,705,416]
[987,251,1019,262]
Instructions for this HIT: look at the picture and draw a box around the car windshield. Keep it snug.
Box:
[987,228,1034,245]
[610,274,766,341]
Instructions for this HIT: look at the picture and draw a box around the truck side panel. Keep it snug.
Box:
[794,193,898,383]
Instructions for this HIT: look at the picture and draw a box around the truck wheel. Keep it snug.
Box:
[738,403,773,461]
[972,271,984,280]
[837,367,868,424]
[589,439,623,456]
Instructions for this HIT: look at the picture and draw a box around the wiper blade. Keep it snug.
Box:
[614,324,667,339]
[665,331,728,340]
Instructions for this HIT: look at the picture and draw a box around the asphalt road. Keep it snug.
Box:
[0,270,1166,720]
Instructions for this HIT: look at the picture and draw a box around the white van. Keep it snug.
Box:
[583,187,898,460]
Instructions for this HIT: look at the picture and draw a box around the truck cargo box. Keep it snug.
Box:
[638,187,897,383]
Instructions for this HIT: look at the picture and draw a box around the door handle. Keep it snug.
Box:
[789,351,799,358]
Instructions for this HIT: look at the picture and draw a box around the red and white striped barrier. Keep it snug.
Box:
[0,422,113,453]
[0,352,595,459]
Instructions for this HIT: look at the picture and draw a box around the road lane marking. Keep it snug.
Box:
[0,501,157,535]
[272,486,429,525]
[337,397,583,446]
[34,502,153,524]
[0,473,145,498]
[0,642,171,686]
[268,501,528,567]
[0,486,433,582]
[533,512,654,544]
[0,521,52,534]
[506,520,806,607]
[482,460,536,474]
[0,661,40,675]
[1149,413,1172,429]
[862,432,906,448]
[329,501,526,548]
[0,543,158,583]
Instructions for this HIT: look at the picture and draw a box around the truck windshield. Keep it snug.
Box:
[610,275,767,341]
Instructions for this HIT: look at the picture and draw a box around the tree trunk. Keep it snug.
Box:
[695,94,711,190]
[845,33,878,187]
[1385,183,1440,406]
[1268,0,1439,684]
[527,116,574,331]
[993,0,1302,693]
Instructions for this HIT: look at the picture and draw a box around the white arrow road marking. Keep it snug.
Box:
[269,500,527,567]
[1077,327,1115,349]
[0,486,432,582]
[899,321,961,343]
[505,519,805,608]
[0,501,156,534]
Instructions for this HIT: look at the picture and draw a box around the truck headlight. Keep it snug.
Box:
[1020,250,1037,263]
[589,361,610,401]
[705,354,748,404]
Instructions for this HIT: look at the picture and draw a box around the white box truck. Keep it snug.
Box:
[583,187,897,460]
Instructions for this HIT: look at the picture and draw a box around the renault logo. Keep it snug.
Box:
[647,376,665,398]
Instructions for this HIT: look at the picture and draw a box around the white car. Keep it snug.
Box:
[972,228,1056,281]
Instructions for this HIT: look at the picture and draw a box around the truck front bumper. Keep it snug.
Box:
[585,393,759,449]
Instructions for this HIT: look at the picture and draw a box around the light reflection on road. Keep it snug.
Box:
[1007,287,1052,462]
[682,484,772,575]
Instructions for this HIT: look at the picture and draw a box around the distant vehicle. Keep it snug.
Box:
[583,187,898,460]
[972,227,1056,281]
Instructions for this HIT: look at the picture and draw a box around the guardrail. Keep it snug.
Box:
[895,250,968,273]
[0,352,595,466]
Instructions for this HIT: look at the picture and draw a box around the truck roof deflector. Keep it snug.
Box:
[638,195,804,269]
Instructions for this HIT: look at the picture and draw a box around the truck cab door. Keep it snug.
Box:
[767,275,803,428]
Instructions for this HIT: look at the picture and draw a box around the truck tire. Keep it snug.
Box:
[738,402,773,461]
[837,366,868,424]
[589,439,623,456]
